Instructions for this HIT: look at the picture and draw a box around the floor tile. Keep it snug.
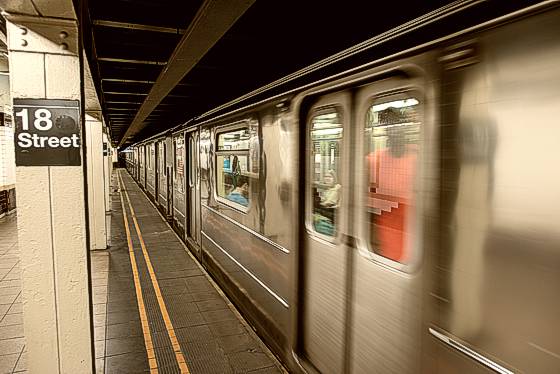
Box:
[105,336,146,357]
[0,337,24,355]
[0,324,24,340]
[0,315,23,327]
[105,352,150,374]
[13,351,26,373]
[228,351,277,373]
[0,352,19,373]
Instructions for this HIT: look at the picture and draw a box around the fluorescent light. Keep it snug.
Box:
[371,98,419,112]
[312,128,343,136]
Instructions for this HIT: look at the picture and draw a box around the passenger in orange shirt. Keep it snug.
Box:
[368,125,417,262]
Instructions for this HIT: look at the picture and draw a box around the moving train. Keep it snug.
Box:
[123,2,560,373]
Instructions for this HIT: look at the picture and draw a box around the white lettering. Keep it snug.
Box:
[18,133,33,148]
[15,109,29,131]
[18,133,80,149]
[59,137,71,148]
[47,137,59,148]
[34,109,53,131]
[71,134,80,147]
[38,135,47,148]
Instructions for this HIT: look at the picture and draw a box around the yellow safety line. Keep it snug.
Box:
[119,171,191,373]
[117,173,159,374]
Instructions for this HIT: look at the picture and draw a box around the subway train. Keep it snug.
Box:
[123,2,560,373]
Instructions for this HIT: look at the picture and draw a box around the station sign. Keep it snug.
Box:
[14,99,81,166]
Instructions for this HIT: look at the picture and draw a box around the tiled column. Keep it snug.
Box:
[3,3,93,373]
[86,113,108,250]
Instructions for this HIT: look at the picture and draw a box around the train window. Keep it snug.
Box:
[189,136,195,186]
[161,143,166,176]
[365,96,420,264]
[310,110,343,237]
[215,123,258,211]
[146,146,149,168]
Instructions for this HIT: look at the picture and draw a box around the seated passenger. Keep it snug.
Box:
[226,182,249,207]
[320,171,341,207]
[313,171,341,236]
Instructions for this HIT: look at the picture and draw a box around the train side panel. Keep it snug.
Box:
[199,103,298,355]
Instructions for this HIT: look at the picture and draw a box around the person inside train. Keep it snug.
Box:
[368,123,417,262]
[313,170,341,236]
[227,182,249,207]
[320,171,341,207]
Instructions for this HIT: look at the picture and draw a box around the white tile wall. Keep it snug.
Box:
[0,125,16,188]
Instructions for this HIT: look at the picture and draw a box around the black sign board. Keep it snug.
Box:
[103,142,108,156]
[14,99,81,166]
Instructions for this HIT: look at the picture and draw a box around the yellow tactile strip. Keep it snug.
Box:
[119,170,190,374]
[117,171,160,374]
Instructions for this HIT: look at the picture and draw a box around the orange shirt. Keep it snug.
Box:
[367,145,417,262]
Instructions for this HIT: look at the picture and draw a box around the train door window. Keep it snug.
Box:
[189,136,195,187]
[310,109,343,237]
[161,143,166,176]
[215,122,258,211]
[365,95,420,264]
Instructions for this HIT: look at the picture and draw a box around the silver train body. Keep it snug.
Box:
[124,4,560,373]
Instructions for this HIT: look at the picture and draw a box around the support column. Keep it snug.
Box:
[102,129,112,247]
[85,113,107,250]
[4,7,93,374]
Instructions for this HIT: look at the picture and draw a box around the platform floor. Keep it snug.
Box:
[0,213,26,374]
[90,169,284,374]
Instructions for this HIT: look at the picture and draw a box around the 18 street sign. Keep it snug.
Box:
[14,99,81,166]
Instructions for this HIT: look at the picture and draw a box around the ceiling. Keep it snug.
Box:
[83,0,542,147]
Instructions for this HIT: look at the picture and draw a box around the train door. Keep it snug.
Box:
[143,146,147,187]
[301,90,352,374]
[134,148,139,180]
[141,146,146,187]
[166,136,173,219]
[172,133,187,238]
[157,140,166,210]
[186,130,201,251]
[301,75,427,373]
[155,142,160,201]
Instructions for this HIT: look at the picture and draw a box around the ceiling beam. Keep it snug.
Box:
[98,57,167,66]
[102,78,156,84]
[93,20,185,34]
[118,0,256,146]
[104,92,148,96]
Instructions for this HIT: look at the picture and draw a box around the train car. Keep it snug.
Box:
[123,3,560,374]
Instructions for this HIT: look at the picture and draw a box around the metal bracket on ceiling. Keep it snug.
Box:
[4,13,78,55]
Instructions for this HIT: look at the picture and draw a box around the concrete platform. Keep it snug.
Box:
[0,214,26,374]
[91,169,285,373]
